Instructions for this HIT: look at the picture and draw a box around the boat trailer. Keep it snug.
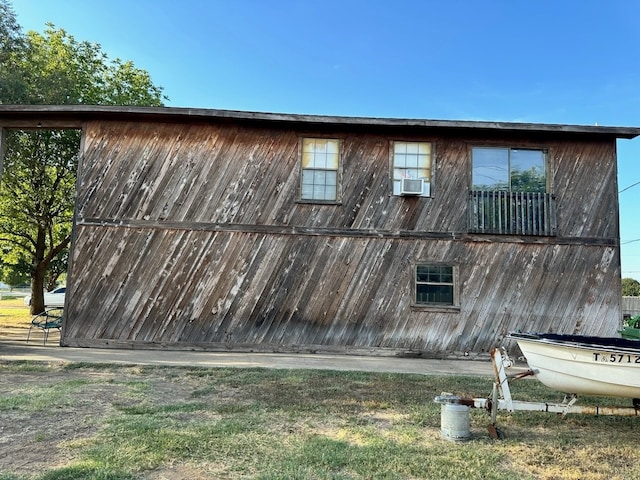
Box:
[434,348,640,439]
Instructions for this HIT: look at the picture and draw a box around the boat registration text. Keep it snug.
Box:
[593,353,640,363]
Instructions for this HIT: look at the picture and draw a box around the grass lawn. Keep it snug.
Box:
[1,297,640,479]
[0,297,33,341]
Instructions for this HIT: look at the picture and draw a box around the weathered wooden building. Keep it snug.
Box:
[2,105,639,357]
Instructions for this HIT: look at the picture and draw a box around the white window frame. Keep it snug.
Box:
[392,141,433,197]
[299,138,341,203]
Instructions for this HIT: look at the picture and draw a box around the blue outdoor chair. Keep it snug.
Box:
[26,308,63,345]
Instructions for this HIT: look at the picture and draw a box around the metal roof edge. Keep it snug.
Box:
[1,104,639,138]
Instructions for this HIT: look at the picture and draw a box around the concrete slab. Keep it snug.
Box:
[0,340,517,376]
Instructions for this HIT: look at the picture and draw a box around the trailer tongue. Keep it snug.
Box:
[435,345,640,440]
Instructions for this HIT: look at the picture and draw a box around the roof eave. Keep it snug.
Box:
[0,104,639,139]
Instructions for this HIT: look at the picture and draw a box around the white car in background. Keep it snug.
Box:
[24,286,66,308]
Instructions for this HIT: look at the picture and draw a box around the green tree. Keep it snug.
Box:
[0,246,30,287]
[0,0,166,313]
[622,278,640,297]
[1,128,79,306]
[510,166,546,193]
[0,0,25,102]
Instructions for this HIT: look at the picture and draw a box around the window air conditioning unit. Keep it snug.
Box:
[400,178,424,195]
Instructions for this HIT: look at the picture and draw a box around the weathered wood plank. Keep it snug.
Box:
[64,225,621,355]
[62,119,623,356]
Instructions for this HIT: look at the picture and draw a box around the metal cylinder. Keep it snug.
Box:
[440,403,470,441]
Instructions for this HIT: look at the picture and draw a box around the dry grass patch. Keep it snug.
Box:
[1,362,639,479]
[2,303,640,479]
[0,297,32,340]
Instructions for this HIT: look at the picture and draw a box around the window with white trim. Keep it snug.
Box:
[300,138,340,202]
[415,264,458,306]
[392,141,432,196]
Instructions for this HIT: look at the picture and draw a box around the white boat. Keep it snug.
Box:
[510,332,640,399]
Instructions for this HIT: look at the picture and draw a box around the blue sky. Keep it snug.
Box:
[11,0,640,280]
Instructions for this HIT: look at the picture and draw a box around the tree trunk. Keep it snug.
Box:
[29,226,47,315]
[29,224,72,314]
[30,265,47,314]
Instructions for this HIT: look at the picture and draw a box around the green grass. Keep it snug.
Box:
[0,296,29,311]
[0,298,32,340]
[1,363,640,479]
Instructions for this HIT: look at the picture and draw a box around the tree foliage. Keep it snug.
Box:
[0,0,166,312]
[0,0,25,102]
[622,278,640,297]
[13,25,165,105]
[473,166,546,193]
[0,246,30,286]
[510,166,546,193]
[0,129,79,301]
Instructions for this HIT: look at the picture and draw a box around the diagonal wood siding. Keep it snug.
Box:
[62,120,622,356]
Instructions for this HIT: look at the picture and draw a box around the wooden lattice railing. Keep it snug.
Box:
[468,191,557,236]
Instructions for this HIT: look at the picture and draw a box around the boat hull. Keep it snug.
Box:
[511,333,640,398]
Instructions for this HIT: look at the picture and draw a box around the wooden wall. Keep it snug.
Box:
[62,120,622,356]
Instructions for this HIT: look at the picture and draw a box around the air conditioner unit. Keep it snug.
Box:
[400,178,424,195]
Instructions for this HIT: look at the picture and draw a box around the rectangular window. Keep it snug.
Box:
[472,147,546,192]
[301,138,340,202]
[415,264,457,306]
[469,147,555,236]
[392,142,432,196]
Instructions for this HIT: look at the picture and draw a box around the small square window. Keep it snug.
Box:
[300,138,340,202]
[415,264,457,306]
[392,141,432,196]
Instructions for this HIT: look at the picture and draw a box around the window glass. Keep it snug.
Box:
[301,170,337,201]
[510,149,546,192]
[472,147,509,190]
[416,283,454,304]
[472,147,546,192]
[415,265,455,306]
[392,142,432,196]
[301,138,340,201]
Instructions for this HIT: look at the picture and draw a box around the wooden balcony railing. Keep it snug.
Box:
[468,191,557,236]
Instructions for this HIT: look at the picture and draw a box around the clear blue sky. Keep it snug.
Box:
[11,0,640,280]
